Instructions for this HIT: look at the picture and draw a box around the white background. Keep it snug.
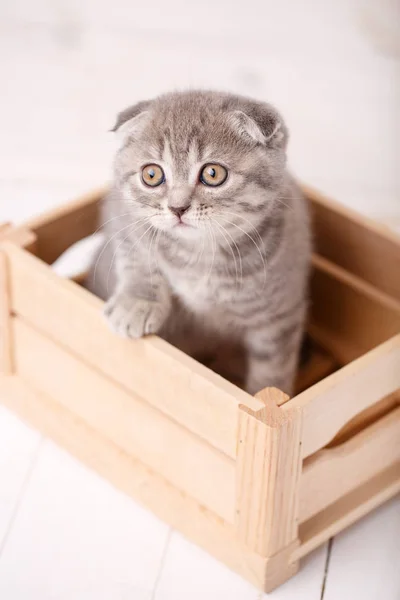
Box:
[0,1,399,598]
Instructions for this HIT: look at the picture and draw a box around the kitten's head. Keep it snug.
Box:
[112,91,288,241]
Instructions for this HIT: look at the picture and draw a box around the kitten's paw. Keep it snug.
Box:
[104,292,167,338]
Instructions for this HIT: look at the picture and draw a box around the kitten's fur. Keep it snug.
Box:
[88,90,311,395]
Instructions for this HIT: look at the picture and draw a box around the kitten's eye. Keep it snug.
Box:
[141,164,165,187]
[200,163,228,187]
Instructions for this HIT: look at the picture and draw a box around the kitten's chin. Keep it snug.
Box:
[174,221,193,230]
[164,222,204,241]
[151,217,204,240]
[172,224,200,240]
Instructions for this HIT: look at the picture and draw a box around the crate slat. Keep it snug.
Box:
[299,406,400,521]
[23,188,103,263]
[3,241,263,458]
[12,315,236,522]
[310,254,400,364]
[296,462,400,560]
[305,184,400,302]
[294,345,337,394]
[329,390,400,447]
[0,224,37,252]
[285,334,400,458]
[0,374,269,591]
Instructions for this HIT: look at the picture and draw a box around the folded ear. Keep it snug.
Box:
[228,105,288,150]
[111,100,152,141]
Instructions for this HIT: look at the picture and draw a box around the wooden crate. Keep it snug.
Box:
[0,186,399,592]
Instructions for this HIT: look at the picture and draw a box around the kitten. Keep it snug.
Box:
[88,90,311,395]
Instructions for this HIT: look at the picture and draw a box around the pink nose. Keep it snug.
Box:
[169,205,189,218]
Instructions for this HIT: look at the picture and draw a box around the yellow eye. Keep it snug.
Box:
[200,163,228,187]
[141,164,165,187]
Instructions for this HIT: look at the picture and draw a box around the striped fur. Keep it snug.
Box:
[87,91,311,395]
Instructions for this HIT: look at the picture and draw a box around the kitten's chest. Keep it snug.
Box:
[162,262,233,311]
[174,274,231,309]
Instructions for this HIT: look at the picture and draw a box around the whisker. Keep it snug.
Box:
[218,216,267,287]
[275,194,307,212]
[205,222,216,283]
[153,228,163,274]
[275,195,303,201]
[212,219,242,288]
[275,197,293,211]
[195,224,207,269]
[92,213,132,236]
[105,218,151,294]
[128,199,161,210]
[126,223,155,262]
[220,211,265,251]
[220,221,244,288]
[147,226,158,286]
[92,217,148,285]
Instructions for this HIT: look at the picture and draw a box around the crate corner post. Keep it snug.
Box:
[235,386,303,592]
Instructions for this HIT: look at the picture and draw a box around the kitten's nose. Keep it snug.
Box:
[169,205,189,218]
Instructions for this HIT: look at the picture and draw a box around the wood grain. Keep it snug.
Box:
[295,462,400,560]
[295,345,337,394]
[300,407,400,521]
[0,225,38,253]
[23,187,104,263]
[310,254,400,364]
[2,185,399,593]
[0,375,270,592]
[2,241,264,457]
[329,389,400,447]
[12,316,236,522]
[304,184,400,302]
[236,387,302,557]
[284,334,400,458]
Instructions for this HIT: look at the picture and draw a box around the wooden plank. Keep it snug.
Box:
[12,316,236,522]
[0,225,38,253]
[2,373,398,593]
[295,346,337,394]
[3,241,264,457]
[304,184,400,302]
[283,335,400,458]
[299,407,400,521]
[262,541,300,593]
[310,254,400,364]
[236,387,302,557]
[0,252,12,373]
[0,375,269,591]
[329,390,400,447]
[295,462,400,561]
[23,187,104,264]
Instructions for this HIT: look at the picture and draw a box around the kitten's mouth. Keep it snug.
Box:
[174,220,192,228]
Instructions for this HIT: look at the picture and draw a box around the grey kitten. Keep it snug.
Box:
[89,90,311,395]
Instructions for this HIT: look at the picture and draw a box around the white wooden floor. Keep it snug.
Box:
[0,1,399,598]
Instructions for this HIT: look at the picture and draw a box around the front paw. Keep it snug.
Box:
[104,292,167,338]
